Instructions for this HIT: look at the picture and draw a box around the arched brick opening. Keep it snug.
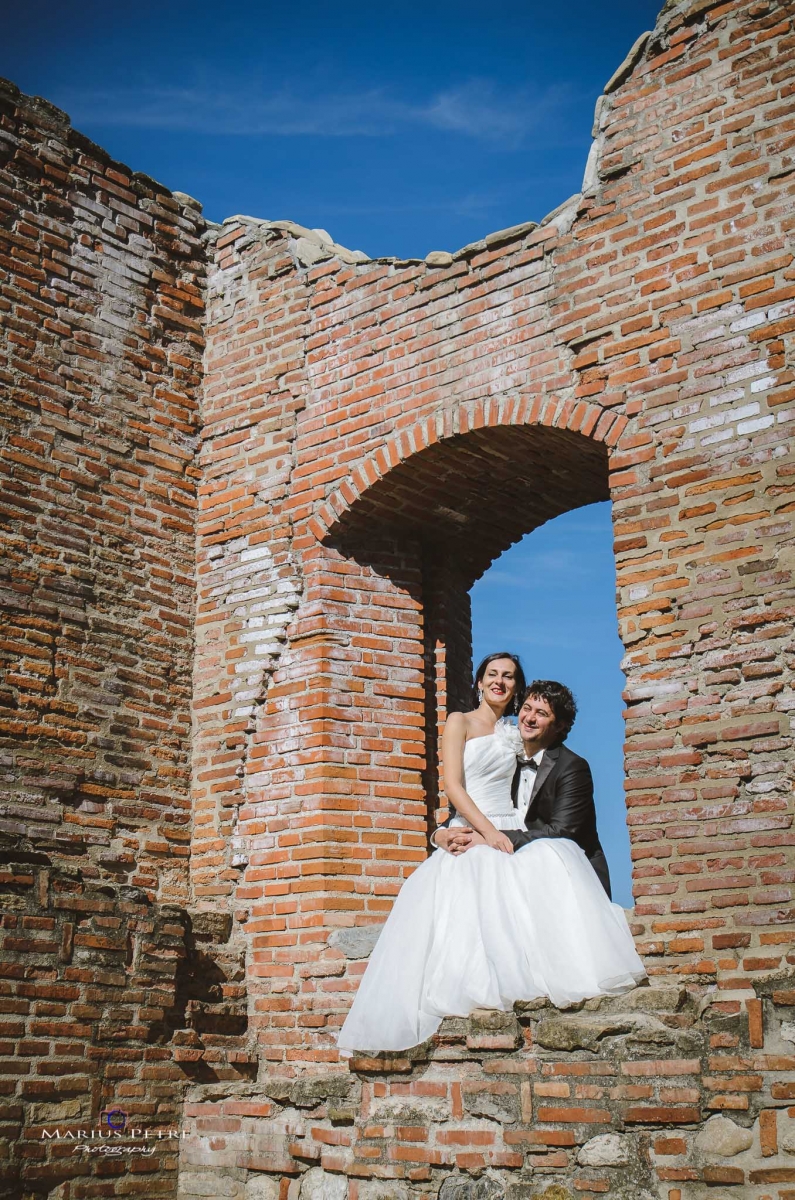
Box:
[227,406,628,1058]
[317,413,618,844]
[309,396,626,549]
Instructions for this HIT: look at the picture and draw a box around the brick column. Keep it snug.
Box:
[237,533,430,1058]
[422,550,473,828]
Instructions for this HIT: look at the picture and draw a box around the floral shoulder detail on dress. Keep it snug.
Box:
[493,718,524,756]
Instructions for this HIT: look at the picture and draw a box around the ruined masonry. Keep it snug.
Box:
[1,1,795,1198]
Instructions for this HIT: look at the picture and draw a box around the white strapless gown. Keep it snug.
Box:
[337,722,646,1055]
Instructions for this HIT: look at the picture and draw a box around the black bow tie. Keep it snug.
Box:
[520,758,538,770]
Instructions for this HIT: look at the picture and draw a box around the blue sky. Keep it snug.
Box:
[3,1,661,902]
[472,504,633,906]
[4,0,660,259]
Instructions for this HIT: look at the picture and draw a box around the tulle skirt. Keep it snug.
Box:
[337,838,646,1055]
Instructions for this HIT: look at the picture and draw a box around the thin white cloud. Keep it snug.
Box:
[424,80,570,142]
[476,549,599,590]
[319,191,503,218]
[55,77,574,145]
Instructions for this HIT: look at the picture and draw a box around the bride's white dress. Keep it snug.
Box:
[337,722,646,1055]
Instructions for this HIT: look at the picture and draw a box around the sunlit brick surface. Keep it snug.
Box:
[2,0,795,1195]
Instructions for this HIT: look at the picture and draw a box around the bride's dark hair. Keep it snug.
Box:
[472,652,526,716]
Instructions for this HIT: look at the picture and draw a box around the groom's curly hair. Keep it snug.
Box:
[521,680,577,737]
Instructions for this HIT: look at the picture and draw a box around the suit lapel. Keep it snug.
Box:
[510,761,522,804]
[529,744,560,805]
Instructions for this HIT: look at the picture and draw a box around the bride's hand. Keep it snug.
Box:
[483,826,514,854]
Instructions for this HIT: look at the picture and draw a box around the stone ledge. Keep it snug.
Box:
[179,973,795,1198]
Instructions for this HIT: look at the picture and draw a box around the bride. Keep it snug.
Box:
[337,652,645,1055]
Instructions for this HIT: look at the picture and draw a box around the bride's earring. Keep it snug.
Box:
[477,688,483,703]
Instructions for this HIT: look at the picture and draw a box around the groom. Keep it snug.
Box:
[435,680,612,898]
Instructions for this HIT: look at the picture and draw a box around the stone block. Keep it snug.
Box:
[594,985,687,1014]
[294,237,332,266]
[439,1173,505,1200]
[289,1075,357,1108]
[530,1187,574,1200]
[28,1099,85,1122]
[300,1168,348,1200]
[534,1012,675,1052]
[246,1176,282,1200]
[190,911,234,943]
[603,31,651,93]
[357,1183,409,1200]
[463,1085,519,1124]
[577,1133,631,1167]
[328,926,384,959]
[425,251,454,267]
[466,1009,523,1050]
[695,1116,754,1157]
[179,1173,244,1197]
[370,1095,449,1123]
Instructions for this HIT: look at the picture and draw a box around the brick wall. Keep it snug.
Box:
[178,979,795,1200]
[194,0,794,1065]
[0,79,206,1197]
[0,77,204,901]
[186,1,795,1193]
[2,0,795,1196]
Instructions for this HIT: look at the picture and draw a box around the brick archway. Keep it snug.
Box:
[308,395,629,547]
[304,402,631,820]
[224,411,632,1059]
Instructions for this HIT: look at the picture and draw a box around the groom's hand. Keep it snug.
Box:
[435,827,485,855]
[436,826,472,854]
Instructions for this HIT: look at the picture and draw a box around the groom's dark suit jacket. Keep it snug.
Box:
[509,743,612,898]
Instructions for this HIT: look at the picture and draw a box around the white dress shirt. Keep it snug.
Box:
[515,748,545,822]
